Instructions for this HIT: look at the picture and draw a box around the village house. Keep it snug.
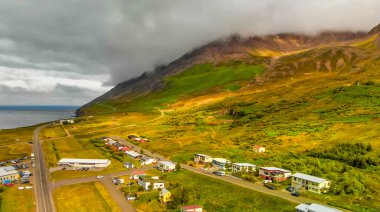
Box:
[118,146,131,151]
[138,175,165,190]
[140,156,156,166]
[181,205,203,212]
[123,162,134,169]
[101,137,113,142]
[60,119,74,124]
[158,161,176,172]
[0,166,19,183]
[259,167,292,182]
[253,145,265,153]
[212,158,231,169]
[130,170,146,180]
[232,163,256,173]
[296,203,342,212]
[159,188,171,203]
[125,151,142,159]
[292,173,330,194]
[194,153,213,164]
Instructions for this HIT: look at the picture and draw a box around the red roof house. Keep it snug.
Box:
[181,205,203,212]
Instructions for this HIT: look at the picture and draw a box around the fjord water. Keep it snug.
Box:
[0,106,78,129]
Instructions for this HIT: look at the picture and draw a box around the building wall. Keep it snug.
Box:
[0,173,19,182]
[291,177,330,193]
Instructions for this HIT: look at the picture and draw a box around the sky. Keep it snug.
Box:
[0,0,379,106]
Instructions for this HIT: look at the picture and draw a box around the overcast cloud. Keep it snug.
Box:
[0,0,379,105]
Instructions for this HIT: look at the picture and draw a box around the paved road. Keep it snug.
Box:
[113,136,349,212]
[33,125,55,212]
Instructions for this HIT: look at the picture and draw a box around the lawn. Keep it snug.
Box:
[132,170,297,212]
[54,182,121,212]
[0,186,35,212]
[0,126,33,161]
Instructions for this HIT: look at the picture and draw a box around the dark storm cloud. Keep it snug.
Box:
[0,0,380,105]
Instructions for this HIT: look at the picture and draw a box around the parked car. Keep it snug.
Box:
[286,186,294,192]
[213,171,226,176]
[18,186,25,190]
[97,175,104,179]
[25,186,33,190]
[265,184,277,190]
[126,193,137,200]
[291,192,300,197]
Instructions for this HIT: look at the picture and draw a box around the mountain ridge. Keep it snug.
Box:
[77,24,380,116]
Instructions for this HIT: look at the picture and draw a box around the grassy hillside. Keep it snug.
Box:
[66,33,380,211]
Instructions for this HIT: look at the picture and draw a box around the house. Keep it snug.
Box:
[0,166,19,183]
[118,146,131,151]
[130,170,146,180]
[295,203,342,212]
[128,135,138,139]
[158,161,176,171]
[114,142,123,148]
[60,119,74,124]
[123,162,134,169]
[125,151,142,159]
[212,158,230,169]
[232,163,256,173]
[181,205,203,212]
[253,145,265,153]
[292,173,330,194]
[101,137,113,142]
[140,156,156,166]
[159,188,171,203]
[138,175,165,190]
[107,140,117,146]
[57,158,111,168]
[259,167,292,182]
[194,154,213,164]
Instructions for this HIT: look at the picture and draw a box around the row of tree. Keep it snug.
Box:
[307,143,377,169]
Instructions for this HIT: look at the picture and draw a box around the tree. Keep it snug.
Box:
[366,143,373,152]
[175,163,181,171]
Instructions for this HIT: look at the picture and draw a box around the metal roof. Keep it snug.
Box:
[58,158,110,164]
[212,158,230,163]
[159,161,176,166]
[296,203,342,212]
[233,163,256,167]
[125,151,141,157]
[292,173,327,183]
[260,167,291,173]
[0,166,19,177]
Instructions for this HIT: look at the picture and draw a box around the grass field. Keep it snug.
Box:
[0,127,34,161]
[0,186,35,212]
[40,125,67,139]
[54,182,121,212]
[132,169,297,211]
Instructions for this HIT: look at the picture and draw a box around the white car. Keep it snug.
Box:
[97,175,104,179]
[18,186,25,190]
[25,186,33,189]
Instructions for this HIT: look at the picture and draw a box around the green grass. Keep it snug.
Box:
[54,182,121,212]
[40,125,67,139]
[0,186,35,212]
[133,170,296,211]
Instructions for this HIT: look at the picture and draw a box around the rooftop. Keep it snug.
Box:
[58,158,110,164]
[292,173,327,184]
[233,163,256,167]
[125,151,141,157]
[260,167,291,173]
[0,166,18,177]
[212,158,230,163]
[159,161,176,166]
[194,153,212,158]
[253,145,264,149]
[296,203,342,212]
[141,156,153,161]
[181,205,203,210]
[160,188,170,196]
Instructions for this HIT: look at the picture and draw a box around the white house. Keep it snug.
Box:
[292,173,330,194]
[232,163,256,173]
[253,145,265,153]
[140,156,157,166]
[296,203,342,212]
[212,158,230,169]
[194,154,213,164]
[158,161,176,171]
[125,151,141,159]
[0,166,19,183]
[57,158,111,168]
[60,119,74,124]
[138,175,165,190]
[181,205,203,212]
